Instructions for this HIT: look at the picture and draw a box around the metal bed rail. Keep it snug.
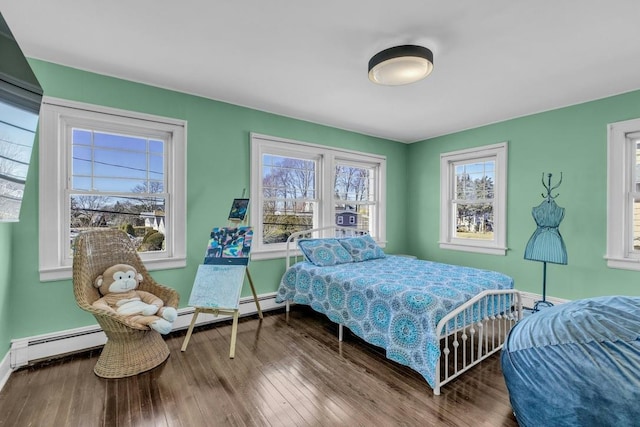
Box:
[433,289,523,395]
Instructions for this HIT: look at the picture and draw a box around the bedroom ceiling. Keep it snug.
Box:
[2,1,640,143]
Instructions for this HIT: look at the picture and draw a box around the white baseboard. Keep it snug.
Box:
[9,292,284,371]
[519,291,569,309]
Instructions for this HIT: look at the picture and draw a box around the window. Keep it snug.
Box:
[250,133,386,259]
[39,97,187,281]
[439,142,508,255]
[606,117,640,270]
[0,85,40,222]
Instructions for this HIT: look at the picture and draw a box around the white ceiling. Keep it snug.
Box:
[2,1,640,143]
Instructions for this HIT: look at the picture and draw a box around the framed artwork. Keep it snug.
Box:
[204,226,253,265]
[228,198,249,221]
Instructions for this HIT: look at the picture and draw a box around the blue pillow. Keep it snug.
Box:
[339,234,385,262]
[298,238,354,266]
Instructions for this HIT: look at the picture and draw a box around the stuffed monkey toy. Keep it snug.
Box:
[93,263,177,334]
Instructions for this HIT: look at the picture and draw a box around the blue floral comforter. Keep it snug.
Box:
[275,255,514,388]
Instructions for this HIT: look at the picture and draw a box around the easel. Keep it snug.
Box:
[181,195,262,358]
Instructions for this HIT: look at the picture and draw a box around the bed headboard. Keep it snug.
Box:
[285,226,368,269]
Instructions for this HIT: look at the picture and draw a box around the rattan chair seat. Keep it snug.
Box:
[72,229,179,378]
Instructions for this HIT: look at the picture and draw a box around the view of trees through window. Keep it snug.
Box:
[634,140,640,250]
[261,155,315,244]
[0,100,37,220]
[334,164,372,232]
[69,129,167,254]
[454,160,495,240]
[261,154,372,244]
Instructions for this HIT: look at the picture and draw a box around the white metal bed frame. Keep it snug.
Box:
[282,226,523,395]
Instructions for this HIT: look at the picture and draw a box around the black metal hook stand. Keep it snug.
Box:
[532,261,554,312]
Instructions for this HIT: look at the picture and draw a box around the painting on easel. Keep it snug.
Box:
[204,226,253,265]
[183,223,262,358]
[228,198,249,221]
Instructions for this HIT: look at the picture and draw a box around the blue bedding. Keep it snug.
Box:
[276,255,514,387]
[501,296,640,427]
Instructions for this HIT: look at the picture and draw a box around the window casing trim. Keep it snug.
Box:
[250,132,386,260]
[605,117,640,270]
[38,97,187,281]
[439,142,508,256]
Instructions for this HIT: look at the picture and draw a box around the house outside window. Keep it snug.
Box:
[606,117,640,270]
[439,142,508,255]
[39,98,187,281]
[250,133,386,260]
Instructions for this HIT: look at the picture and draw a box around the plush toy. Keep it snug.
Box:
[92,263,177,335]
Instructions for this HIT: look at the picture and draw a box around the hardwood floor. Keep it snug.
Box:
[0,307,518,426]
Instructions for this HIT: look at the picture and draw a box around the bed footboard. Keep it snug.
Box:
[433,289,522,395]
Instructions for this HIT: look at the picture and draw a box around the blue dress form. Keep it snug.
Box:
[524,199,567,265]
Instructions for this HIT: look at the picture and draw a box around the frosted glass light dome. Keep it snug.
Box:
[368,45,434,86]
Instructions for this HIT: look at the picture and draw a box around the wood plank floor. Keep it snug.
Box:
[0,307,518,426]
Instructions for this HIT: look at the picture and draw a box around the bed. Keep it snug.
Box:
[501,296,640,426]
[275,226,523,395]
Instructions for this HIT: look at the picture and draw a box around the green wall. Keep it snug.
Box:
[408,90,640,300]
[6,60,408,345]
[5,57,640,362]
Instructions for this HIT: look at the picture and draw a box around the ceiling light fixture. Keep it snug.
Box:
[368,45,434,86]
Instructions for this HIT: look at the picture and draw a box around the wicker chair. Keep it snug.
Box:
[72,228,180,378]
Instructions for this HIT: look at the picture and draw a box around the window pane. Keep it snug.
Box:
[71,129,165,193]
[150,154,163,180]
[634,198,640,251]
[261,154,316,244]
[94,132,147,151]
[633,142,640,252]
[334,165,373,202]
[454,202,494,240]
[262,154,315,199]
[92,177,151,192]
[72,128,92,145]
[149,139,164,153]
[0,99,37,220]
[72,145,92,176]
[635,141,640,192]
[455,160,495,201]
[0,121,34,181]
[334,202,371,229]
[261,200,313,244]
[70,194,166,255]
[69,129,168,254]
[93,148,147,179]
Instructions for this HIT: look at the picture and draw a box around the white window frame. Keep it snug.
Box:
[605,117,640,270]
[250,133,386,260]
[439,142,508,255]
[38,97,187,281]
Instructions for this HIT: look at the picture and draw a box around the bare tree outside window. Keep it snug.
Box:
[334,165,373,230]
[261,155,315,243]
[69,129,167,253]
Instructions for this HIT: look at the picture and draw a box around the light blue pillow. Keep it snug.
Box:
[339,234,385,262]
[298,238,354,266]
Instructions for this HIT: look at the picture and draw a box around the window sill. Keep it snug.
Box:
[251,249,288,261]
[604,256,640,271]
[39,257,187,282]
[439,242,507,256]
